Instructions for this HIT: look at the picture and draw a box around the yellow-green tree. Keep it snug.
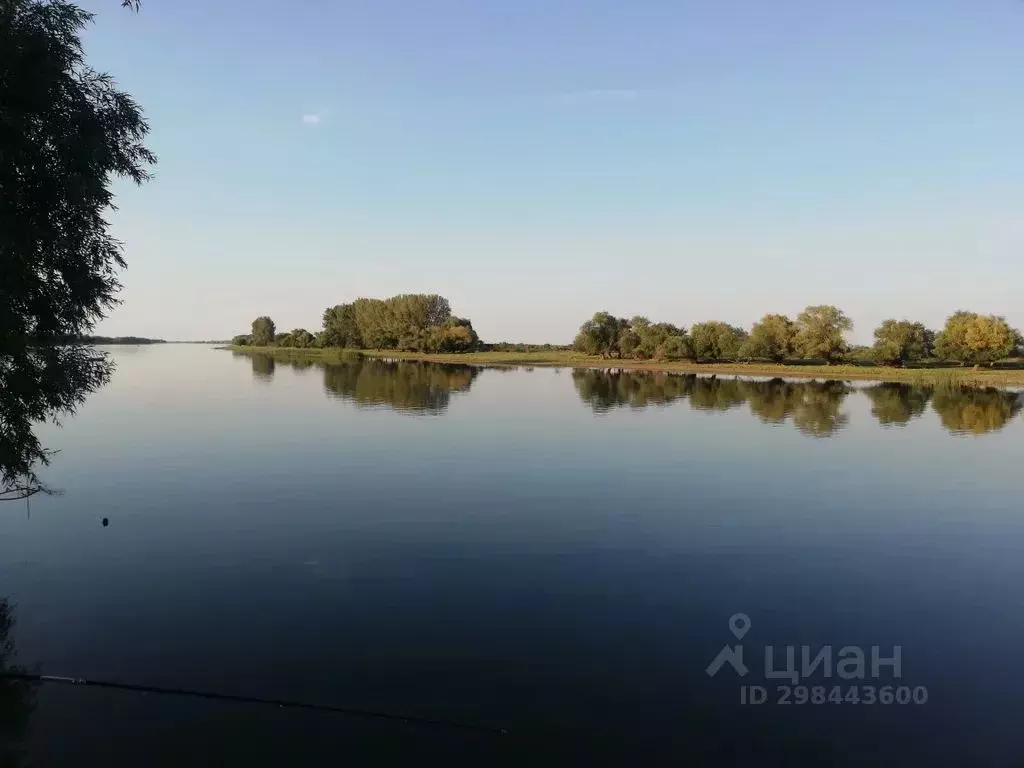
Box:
[871,320,932,367]
[424,317,479,352]
[573,312,626,357]
[742,314,796,363]
[794,305,852,364]
[625,317,691,360]
[933,311,1018,366]
[689,321,747,361]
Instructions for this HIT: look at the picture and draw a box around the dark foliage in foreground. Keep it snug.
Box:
[1,0,154,497]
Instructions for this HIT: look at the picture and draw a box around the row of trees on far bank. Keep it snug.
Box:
[573,306,1022,366]
[232,294,480,353]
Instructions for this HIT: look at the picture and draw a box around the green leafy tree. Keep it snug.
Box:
[322,303,362,348]
[387,294,452,350]
[599,316,691,361]
[573,312,626,358]
[635,320,691,360]
[352,297,397,349]
[742,314,796,363]
[659,332,693,360]
[289,329,315,348]
[689,321,748,361]
[871,320,932,367]
[250,316,275,346]
[794,305,852,364]
[933,311,1017,366]
[322,294,469,352]
[1,0,154,497]
[425,317,479,352]
[618,320,642,359]
[231,334,250,346]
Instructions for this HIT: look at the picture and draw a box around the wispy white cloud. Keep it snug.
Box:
[301,112,324,126]
[558,88,640,105]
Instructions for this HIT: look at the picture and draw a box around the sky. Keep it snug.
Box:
[83,0,1024,344]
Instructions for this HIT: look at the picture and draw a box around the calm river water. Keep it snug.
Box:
[2,345,1023,765]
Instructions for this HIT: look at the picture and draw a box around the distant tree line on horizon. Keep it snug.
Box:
[71,335,166,345]
[573,306,1022,368]
[230,297,1021,369]
[232,294,480,353]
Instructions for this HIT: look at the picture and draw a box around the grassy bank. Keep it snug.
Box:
[225,346,1024,387]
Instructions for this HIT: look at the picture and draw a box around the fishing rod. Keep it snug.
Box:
[0,672,507,737]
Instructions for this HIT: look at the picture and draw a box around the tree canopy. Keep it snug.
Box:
[794,306,852,364]
[742,314,796,363]
[240,295,478,354]
[250,316,276,346]
[871,320,932,367]
[689,322,748,362]
[573,312,626,357]
[322,303,362,348]
[933,311,1017,366]
[1,0,154,497]
[573,313,691,361]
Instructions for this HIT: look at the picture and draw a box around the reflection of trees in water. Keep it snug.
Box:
[688,377,746,412]
[231,351,276,381]
[863,384,931,426]
[571,369,691,412]
[743,379,798,424]
[250,354,275,381]
[743,379,850,437]
[321,360,479,414]
[1,346,114,499]
[1,600,35,768]
[573,370,1024,437]
[573,371,851,436]
[931,387,1023,435]
[787,381,850,438]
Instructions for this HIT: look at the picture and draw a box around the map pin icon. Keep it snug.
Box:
[729,613,751,640]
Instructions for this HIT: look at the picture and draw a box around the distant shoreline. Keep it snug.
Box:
[224,346,1024,387]
[86,339,229,345]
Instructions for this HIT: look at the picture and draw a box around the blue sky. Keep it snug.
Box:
[85,0,1024,343]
